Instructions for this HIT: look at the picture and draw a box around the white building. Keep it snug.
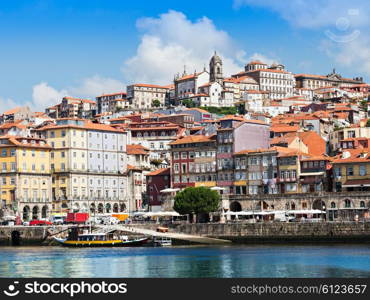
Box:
[174,71,209,104]
[233,61,296,100]
[96,92,129,114]
[127,84,169,109]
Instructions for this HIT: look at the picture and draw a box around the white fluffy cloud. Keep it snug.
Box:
[122,10,244,84]
[247,53,278,65]
[68,75,124,98]
[235,0,370,78]
[31,82,68,111]
[0,97,20,113]
[26,75,124,112]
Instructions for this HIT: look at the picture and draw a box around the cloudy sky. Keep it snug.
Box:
[0,0,369,111]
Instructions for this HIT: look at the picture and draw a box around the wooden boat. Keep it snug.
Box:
[53,226,149,247]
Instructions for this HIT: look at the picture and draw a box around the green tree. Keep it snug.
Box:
[199,106,237,115]
[360,99,368,112]
[173,187,220,223]
[182,99,195,108]
[152,99,161,107]
[366,119,370,127]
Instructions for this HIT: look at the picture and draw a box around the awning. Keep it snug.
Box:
[343,179,370,187]
[225,211,254,216]
[287,209,326,214]
[300,172,324,176]
[146,211,181,217]
[210,186,227,191]
[160,188,180,193]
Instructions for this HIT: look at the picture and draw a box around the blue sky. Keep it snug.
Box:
[0,0,369,111]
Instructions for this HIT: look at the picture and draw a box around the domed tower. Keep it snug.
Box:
[209,51,223,83]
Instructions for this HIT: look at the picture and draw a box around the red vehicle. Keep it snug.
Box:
[29,219,53,226]
[66,213,89,224]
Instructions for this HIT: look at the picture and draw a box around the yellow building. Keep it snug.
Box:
[35,118,128,214]
[0,136,52,220]
[277,150,301,196]
[332,148,370,193]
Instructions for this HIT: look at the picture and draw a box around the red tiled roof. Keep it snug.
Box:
[170,135,215,145]
[131,83,169,89]
[126,144,150,155]
[146,168,170,176]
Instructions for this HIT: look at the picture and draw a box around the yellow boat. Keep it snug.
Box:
[54,226,148,247]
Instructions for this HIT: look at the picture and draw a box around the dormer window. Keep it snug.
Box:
[359,152,368,158]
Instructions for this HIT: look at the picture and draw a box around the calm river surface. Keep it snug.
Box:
[0,244,370,278]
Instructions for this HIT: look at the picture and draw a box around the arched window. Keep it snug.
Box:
[331,202,336,208]
[360,201,365,208]
[344,199,352,208]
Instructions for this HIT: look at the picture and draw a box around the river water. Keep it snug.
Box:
[0,244,370,278]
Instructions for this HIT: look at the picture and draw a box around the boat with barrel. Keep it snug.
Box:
[53,226,149,247]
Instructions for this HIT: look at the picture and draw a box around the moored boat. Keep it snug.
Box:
[53,226,149,247]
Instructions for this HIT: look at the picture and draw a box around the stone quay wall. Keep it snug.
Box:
[132,222,370,243]
[2,222,370,246]
[171,222,370,242]
[0,226,69,246]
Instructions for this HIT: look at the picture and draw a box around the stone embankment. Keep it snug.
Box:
[1,222,370,246]
[131,222,370,243]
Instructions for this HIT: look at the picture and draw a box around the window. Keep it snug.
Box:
[10,149,15,156]
[173,152,179,160]
[61,152,65,158]
[181,152,187,159]
[189,152,195,159]
[32,150,35,157]
[50,131,55,138]
[11,162,16,171]
[2,162,6,171]
[73,152,77,158]
[174,163,179,173]
[344,199,351,208]
[334,167,342,177]
[32,164,35,171]
[346,166,354,176]
[41,164,45,171]
[1,149,7,157]
[10,177,15,185]
[2,177,6,184]
[61,130,66,137]
[61,163,65,171]
[359,165,366,176]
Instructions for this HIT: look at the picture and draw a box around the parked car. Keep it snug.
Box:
[102,216,120,225]
[22,221,30,226]
[50,215,65,225]
[29,219,52,226]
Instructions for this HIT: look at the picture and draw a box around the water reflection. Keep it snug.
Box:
[0,245,370,278]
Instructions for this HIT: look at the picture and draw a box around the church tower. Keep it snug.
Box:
[209,51,223,83]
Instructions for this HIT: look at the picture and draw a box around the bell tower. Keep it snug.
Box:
[209,51,223,83]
